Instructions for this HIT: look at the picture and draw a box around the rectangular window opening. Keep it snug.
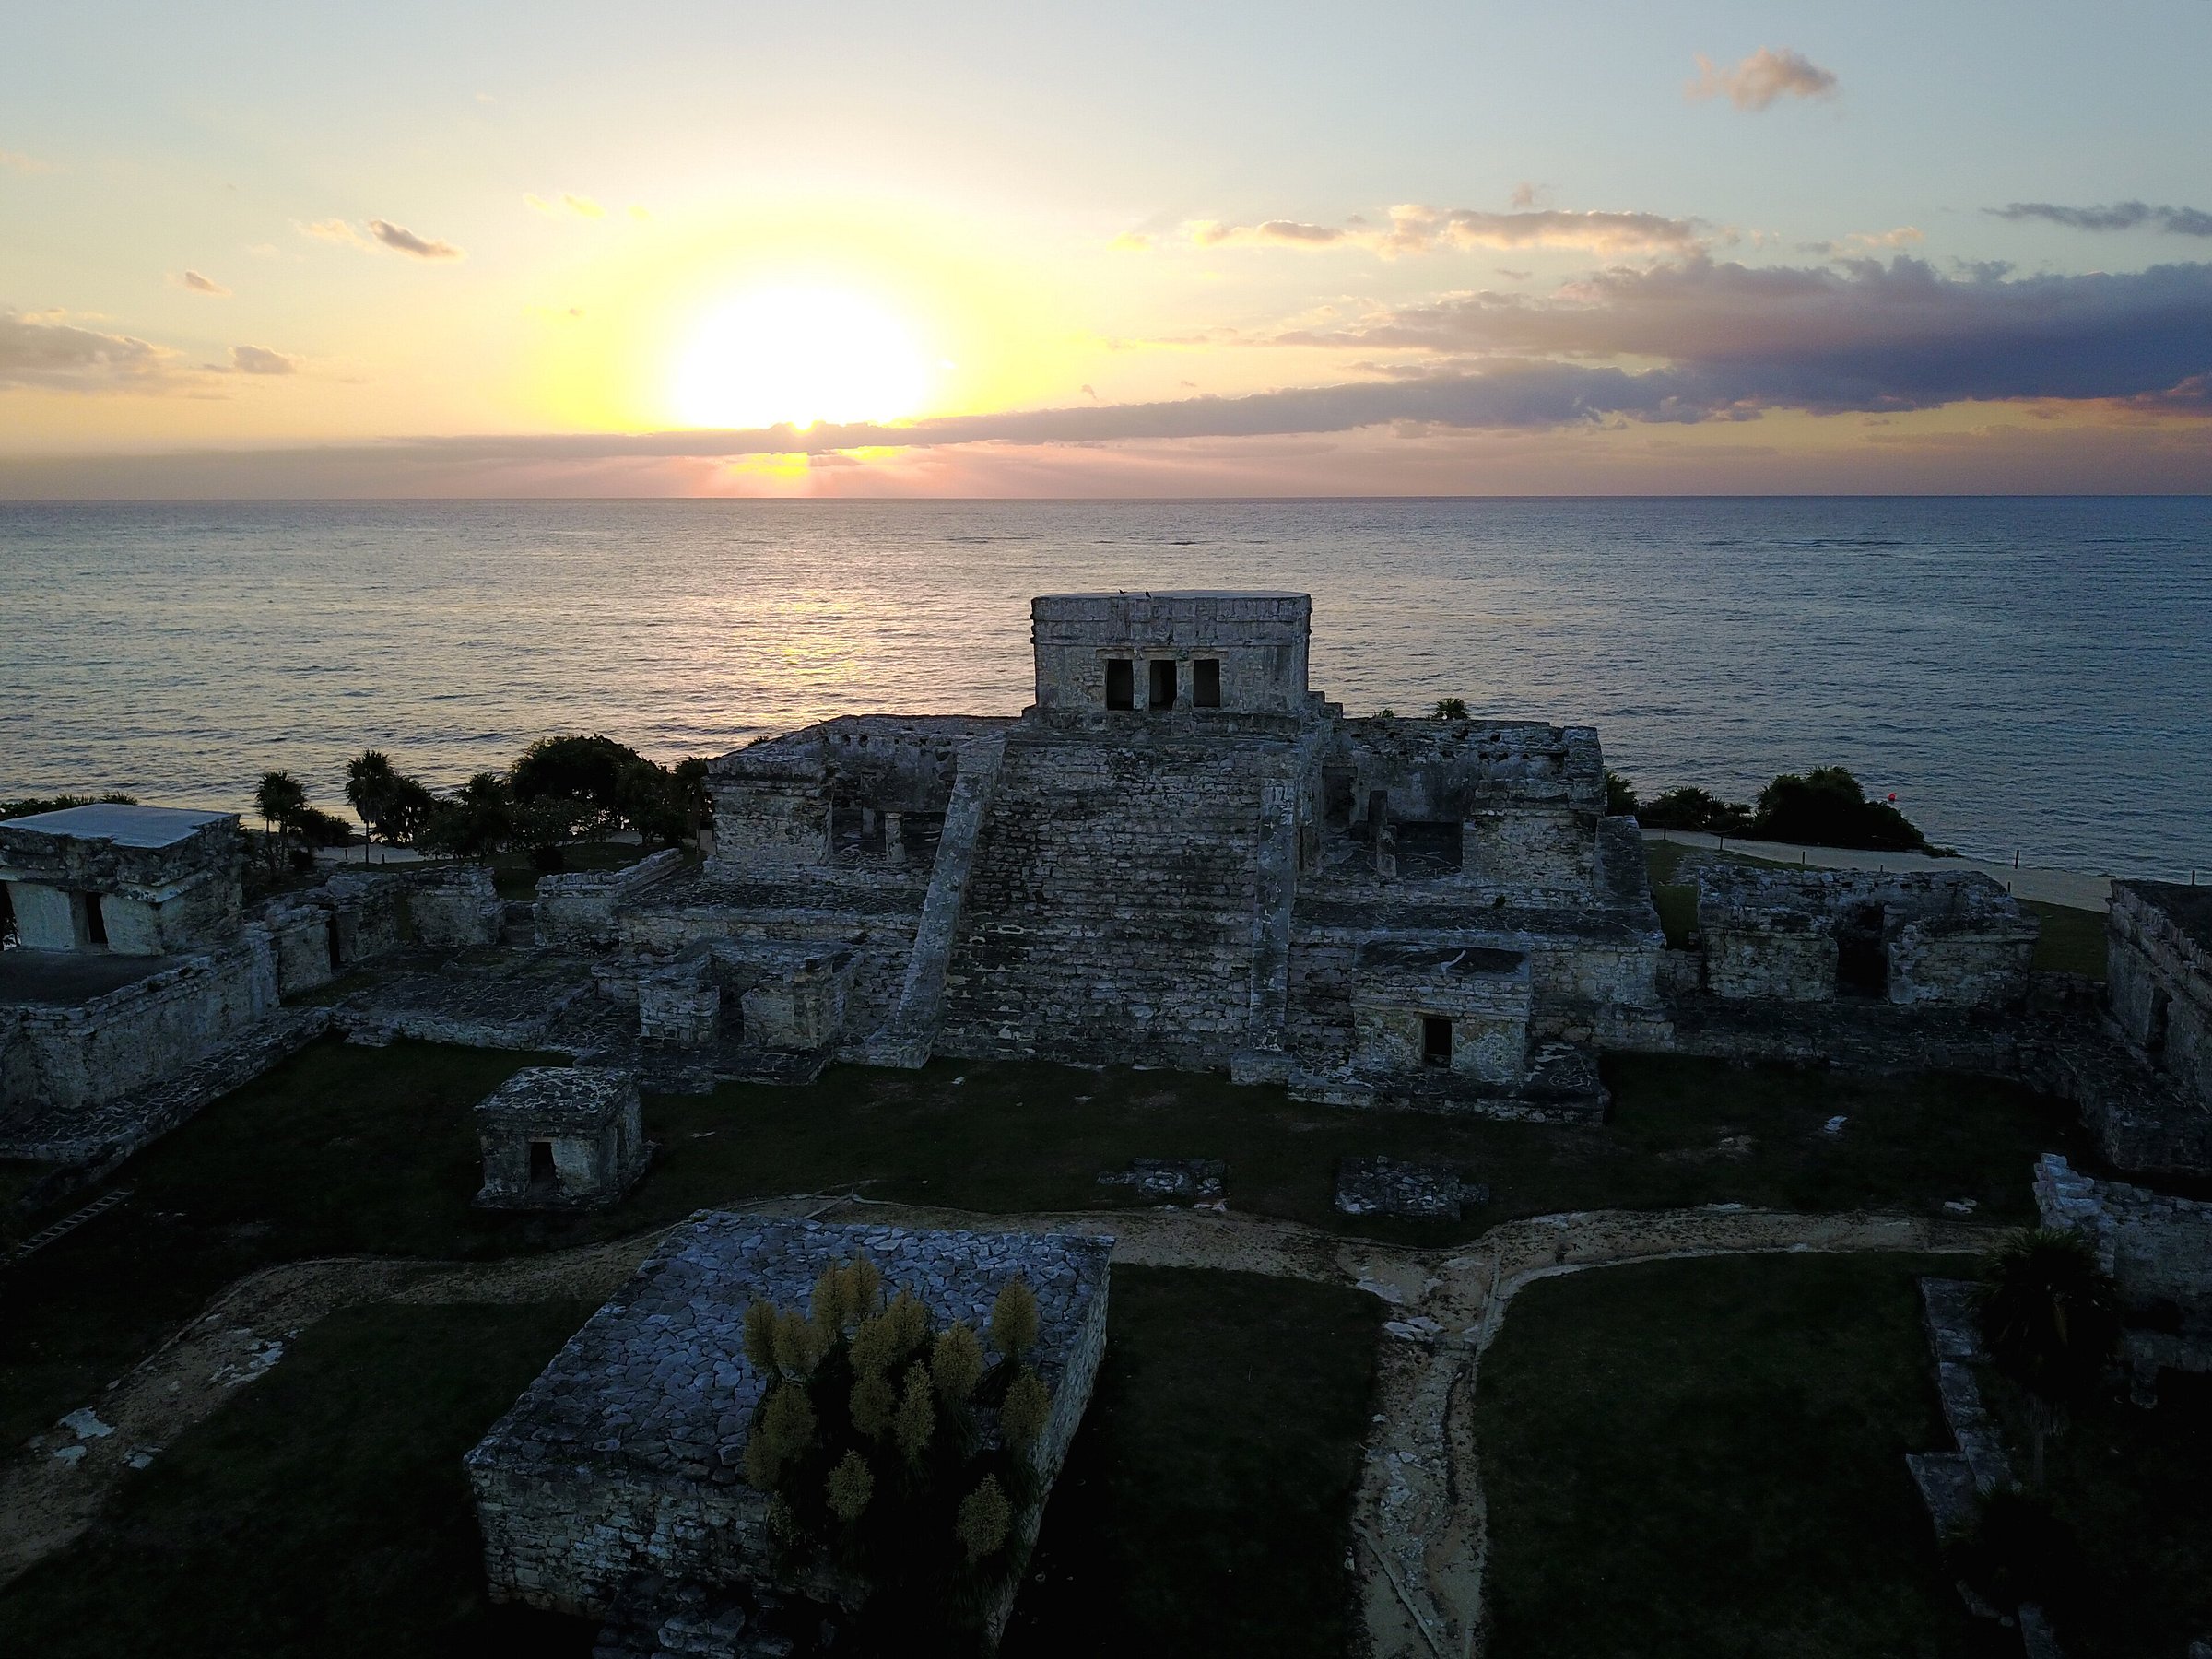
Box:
[1105,658,1135,711]
[1421,1015,1453,1067]
[1148,658,1178,709]
[83,893,108,948]
[528,1139,558,1186]
[1193,658,1222,708]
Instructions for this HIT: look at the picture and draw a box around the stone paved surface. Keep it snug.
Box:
[1095,1157,1225,1202]
[1335,1156,1488,1220]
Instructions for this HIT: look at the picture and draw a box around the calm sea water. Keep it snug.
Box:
[2,498,2206,877]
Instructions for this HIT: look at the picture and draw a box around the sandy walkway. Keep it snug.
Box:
[0,1194,1999,1656]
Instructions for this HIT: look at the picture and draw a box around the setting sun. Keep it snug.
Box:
[669,286,932,430]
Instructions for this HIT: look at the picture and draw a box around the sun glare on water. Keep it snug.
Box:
[671,286,932,430]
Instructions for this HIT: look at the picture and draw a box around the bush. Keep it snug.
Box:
[1636,786,1754,835]
[1,792,137,820]
[1751,768,1926,853]
[1433,698,1469,720]
[1605,772,1639,817]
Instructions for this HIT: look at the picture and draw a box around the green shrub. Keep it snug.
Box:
[1751,767,1926,852]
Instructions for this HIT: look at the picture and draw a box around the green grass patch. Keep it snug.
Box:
[0,1271,1379,1659]
[1477,1253,2003,1659]
[1,1038,2081,1448]
[1004,1266,1382,1658]
[0,1301,598,1659]
[2024,900,2108,981]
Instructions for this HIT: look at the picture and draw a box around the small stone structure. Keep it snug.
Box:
[1693,865,2036,1008]
[535,850,686,947]
[473,1065,649,1208]
[466,1216,1112,1641]
[1095,1157,1225,1202]
[0,804,242,955]
[405,864,505,950]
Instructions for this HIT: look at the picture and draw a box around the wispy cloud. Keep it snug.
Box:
[525,191,605,218]
[1989,200,2212,237]
[368,218,463,259]
[1187,205,1703,257]
[0,308,191,393]
[300,217,465,258]
[176,269,231,296]
[1686,47,1839,111]
[0,149,55,174]
[221,344,300,375]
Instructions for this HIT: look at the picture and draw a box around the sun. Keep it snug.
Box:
[670,286,932,429]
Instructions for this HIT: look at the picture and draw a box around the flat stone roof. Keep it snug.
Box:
[0,947,180,1006]
[475,1065,636,1131]
[467,1216,1112,1489]
[0,804,233,848]
[2118,879,2212,955]
[1032,589,1309,602]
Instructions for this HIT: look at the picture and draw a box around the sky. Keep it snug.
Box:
[4,0,2210,497]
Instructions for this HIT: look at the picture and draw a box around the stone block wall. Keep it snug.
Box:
[0,809,243,955]
[2034,1152,2212,1313]
[1889,921,2036,1008]
[1030,591,1311,715]
[738,953,852,1051]
[536,850,686,948]
[1705,921,1838,1001]
[2107,881,2212,1112]
[407,865,504,950]
[637,951,720,1046]
[1462,807,1596,893]
[937,729,1296,1068]
[9,943,278,1111]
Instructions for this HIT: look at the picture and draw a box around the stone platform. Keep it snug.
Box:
[466,1215,1112,1625]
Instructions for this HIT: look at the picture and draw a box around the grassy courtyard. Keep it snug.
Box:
[0,1035,2084,1449]
[0,1267,1379,1659]
[1476,1253,2006,1659]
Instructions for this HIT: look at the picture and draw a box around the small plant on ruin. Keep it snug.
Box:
[1977,1229,2122,1486]
[739,1255,1058,1647]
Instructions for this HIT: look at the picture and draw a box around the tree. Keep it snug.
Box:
[252,771,308,873]
[1605,771,1640,817]
[1433,697,1469,720]
[1637,785,1755,835]
[1751,766,1926,853]
[1978,1229,2123,1487]
[418,771,515,861]
[345,751,398,858]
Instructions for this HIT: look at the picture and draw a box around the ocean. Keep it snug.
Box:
[2,497,2206,877]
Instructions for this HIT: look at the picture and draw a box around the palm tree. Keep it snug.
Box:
[1978,1229,2123,1486]
[345,751,397,863]
[253,771,308,874]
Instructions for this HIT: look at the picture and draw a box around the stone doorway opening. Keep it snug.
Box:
[528,1139,558,1189]
[1421,1015,1453,1068]
[1192,657,1222,707]
[1147,658,1178,709]
[1836,903,1888,998]
[1105,658,1134,710]
[79,892,109,949]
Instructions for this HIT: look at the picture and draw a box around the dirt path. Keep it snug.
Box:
[0,1194,2000,1655]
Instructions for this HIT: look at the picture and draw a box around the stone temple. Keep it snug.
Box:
[602,590,1672,1118]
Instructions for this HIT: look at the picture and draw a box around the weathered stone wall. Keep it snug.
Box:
[0,810,242,955]
[1030,590,1311,714]
[2034,1153,2212,1313]
[1888,920,2035,1008]
[1462,807,1596,894]
[8,943,278,1111]
[535,850,686,948]
[2106,881,2212,1112]
[937,726,1301,1068]
[406,865,504,950]
[1335,720,1607,826]
[1348,947,1531,1084]
[1705,919,1838,1001]
[637,950,719,1045]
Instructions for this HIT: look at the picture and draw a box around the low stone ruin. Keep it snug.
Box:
[473,1065,650,1209]
[1095,1157,1225,1203]
[2034,1151,2212,1388]
[1334,1156,1488,1220]
[466,1216,1112,1645]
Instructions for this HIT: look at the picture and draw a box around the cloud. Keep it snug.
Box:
[1687,47,1839,111]
[368,218,463,259]
[177,269,230,296]
[1265,254,2212,416]
[0,308,190,392]
[1510,182,1542,210]
[223,344,300,375]
[0,150,54,174]
[1110,231,1152,252]
[1189,205,1702,257]
[1990,200,2212,237]
[301,217,464,258]
[525,192,605,219]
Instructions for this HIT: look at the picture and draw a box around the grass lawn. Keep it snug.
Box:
[2023,899,2108,981]
[1004,1267,1381,1658]
[1477,1253,2007,1659]
[0,1036,2081,1448]
[1978,1369,2212,1658]
[0,1269,1381,1659]
[0,1301,598,1659]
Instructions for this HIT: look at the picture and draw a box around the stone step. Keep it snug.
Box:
[5,1185,132,1266]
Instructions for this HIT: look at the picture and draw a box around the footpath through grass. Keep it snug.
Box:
[0,1036,2082,1448]
[0,1267,1379,1659]
[1477,1253,2007,1659]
